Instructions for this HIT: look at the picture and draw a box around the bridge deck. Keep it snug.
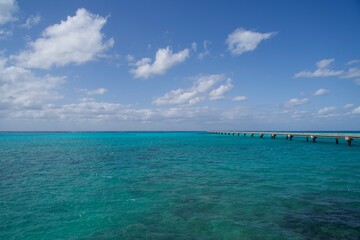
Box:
[207,131,360,145]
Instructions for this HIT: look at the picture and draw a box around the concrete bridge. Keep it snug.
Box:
[207,131,360,146]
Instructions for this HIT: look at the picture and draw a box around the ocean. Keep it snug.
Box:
[0,132,359,239]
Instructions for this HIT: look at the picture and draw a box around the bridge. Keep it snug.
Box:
[207,131,360,146]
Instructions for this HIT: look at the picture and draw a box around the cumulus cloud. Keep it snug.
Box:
[0,0,18,25]
[209,79,233,100]
[153,88,201,106]
[0,58,65,109]
[3,100,154,122]
[295,58,343,78]
[49,100,154,121]
[226,28,275,55]
[314,88,329,96]
[153,74,229,105]
[13,8,114,69]
[351,106,360,114]
[316,59,334,69]
[347,59,360,65]
[130,47,189,79]
[295,58,360,85]
[285,98,309,108]
[1,96,220,126]
[290,110,308,120]
[318,106,336,115]
[232,96,248,101]
[82,88,107,95]
[352,106,360,114]
[0,0,18,38]
[341,67,360,79]
[344,103,354,109]
[20,14,41,29]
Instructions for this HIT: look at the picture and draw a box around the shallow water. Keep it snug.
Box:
[0,132,359,239]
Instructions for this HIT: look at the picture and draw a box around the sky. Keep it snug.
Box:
[0,0,360,131]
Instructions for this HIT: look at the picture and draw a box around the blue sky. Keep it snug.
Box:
[0,0,359,131]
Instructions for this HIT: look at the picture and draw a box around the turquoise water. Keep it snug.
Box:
[0,132,359,239]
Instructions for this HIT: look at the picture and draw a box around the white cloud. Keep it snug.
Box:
[82,88,107,95]
[191,42,197,52]
[50,100,154,121]
[347,59,360,65]
[13,8,114,69]
[153,88,201,106]
[232,96,248,101]
[226,28,275,55]
[318,106,336,115]
[352,106,360,114]
[314,88,329,96]
[295,58,360,84]
[0,28,11,38]
[5,100,154,122]
[291,110,308,119]
[285,98,309,107]
[158,106,216,121]
[153,74,226,106]
[130,47,189,79]
[126,54,135,63]
[197,40,211,60]
[0,0,18,38]
[195,75,225,92]
[1,94,220,125]
[209,79,233,100]
[0,58,65,109]
[20,14,41,29]
[295,58,343,78]
[341,67,360,79]
[316,59,334,69]
[344,103,354,109]
[0,0,18,25]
